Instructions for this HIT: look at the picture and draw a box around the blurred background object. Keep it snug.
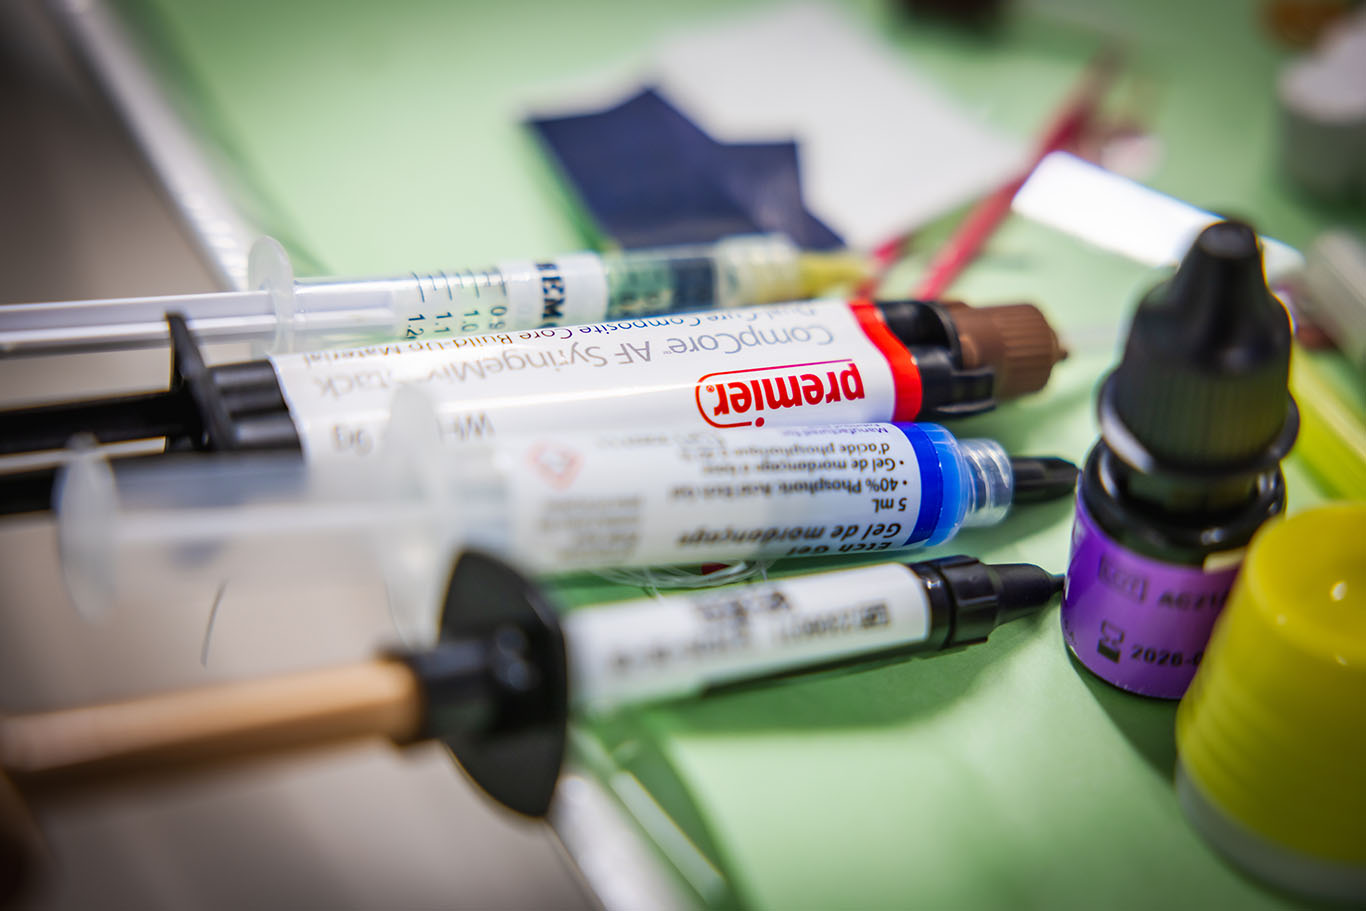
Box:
[1276,6,1366,205]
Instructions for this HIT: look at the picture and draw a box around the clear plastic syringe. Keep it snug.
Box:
[0,234,866,356]
[53,389,1077,642]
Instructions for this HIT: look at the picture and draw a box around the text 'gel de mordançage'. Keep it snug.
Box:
[53,419,1079,637]
[1061,222,1299,699]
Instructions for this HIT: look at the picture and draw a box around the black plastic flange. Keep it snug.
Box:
[422,551,569,818]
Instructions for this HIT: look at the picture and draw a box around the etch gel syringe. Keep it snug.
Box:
[55,406,1076,639]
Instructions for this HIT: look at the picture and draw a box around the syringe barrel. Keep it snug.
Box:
[294,271,515,344]
[600,235,803,317]
[53,448,508,636]
[492,423,1014,573]
[0,236,818,356]
[55,422,1018,606]
[53,422,1032,645]
[301,235,806,340]
[564,561,936,713]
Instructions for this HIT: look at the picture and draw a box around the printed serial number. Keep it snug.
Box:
[1129,645,1203,668]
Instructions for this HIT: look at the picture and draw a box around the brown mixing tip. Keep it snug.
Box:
[941,300,1068,399]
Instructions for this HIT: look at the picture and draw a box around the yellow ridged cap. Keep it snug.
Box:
[1176,503,1366,865]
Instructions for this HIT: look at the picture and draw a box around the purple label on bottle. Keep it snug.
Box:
[1061,497,1241,699]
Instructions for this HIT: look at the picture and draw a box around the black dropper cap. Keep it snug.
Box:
[1101,221,1297,472]
[1009,456,1079,502]
[911,555,1063,649]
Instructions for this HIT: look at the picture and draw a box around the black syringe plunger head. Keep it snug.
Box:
[1103,221,1297,470]
[910,555,1062,649]
[406,550,569,818]
[1009,456,1079,503]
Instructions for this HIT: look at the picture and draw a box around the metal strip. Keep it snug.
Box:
[47,0,262,290]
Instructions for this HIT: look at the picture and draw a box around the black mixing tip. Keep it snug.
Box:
[1010,456,1079,502]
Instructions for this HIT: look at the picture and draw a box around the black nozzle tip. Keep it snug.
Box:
[912,556,1063,647]
[992,563,1064,621]
[1010,456,1079,503]
[1194,220,1259,260]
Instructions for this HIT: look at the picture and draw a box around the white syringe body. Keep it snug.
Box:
[563,561,932,715]
[0,235,815,355]
[56,417,1013,642]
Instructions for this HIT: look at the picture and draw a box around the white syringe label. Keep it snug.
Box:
[269,301,903,461]
[564,562,932,713]
[502,423,944,571]
[498,254,610,329]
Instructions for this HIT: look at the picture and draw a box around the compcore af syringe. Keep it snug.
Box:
[0,235,866,355]
[0,296,1067,515]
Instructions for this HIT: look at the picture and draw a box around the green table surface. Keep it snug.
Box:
[111,0,1363,905]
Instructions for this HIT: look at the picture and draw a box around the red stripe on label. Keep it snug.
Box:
[850,300,922,421]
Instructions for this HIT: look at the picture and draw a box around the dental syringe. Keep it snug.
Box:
[1,549,1061,824]
[53,390,1077,642]
[0,235,866,355]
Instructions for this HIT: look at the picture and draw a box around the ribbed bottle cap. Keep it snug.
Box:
[938,301,1065,399]
[1176,503,1366,902]
[1109,221,1294,467]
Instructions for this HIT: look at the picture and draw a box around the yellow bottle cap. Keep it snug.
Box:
[1176,503,1366,902]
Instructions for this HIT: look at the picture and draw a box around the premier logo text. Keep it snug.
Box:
[696,359,866,428]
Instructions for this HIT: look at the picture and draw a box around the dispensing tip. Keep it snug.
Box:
[911,555,1063,647]
[991,562,1066,624]
[1009,456,1080,503]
